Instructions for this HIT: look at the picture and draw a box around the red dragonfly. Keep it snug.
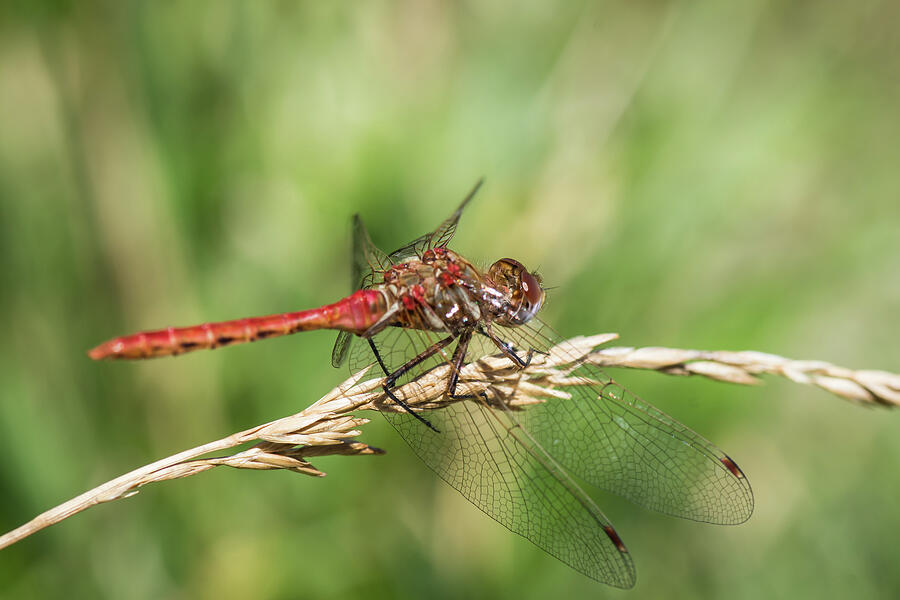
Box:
[89,181,753,588]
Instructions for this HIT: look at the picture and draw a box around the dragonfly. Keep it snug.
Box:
[88,181,753,588]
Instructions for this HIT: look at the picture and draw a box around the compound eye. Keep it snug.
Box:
[520,270,543,308]
[510,270,544,324]
[487,258,525,289]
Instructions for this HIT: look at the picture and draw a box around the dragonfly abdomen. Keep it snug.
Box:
[88,289,389,360]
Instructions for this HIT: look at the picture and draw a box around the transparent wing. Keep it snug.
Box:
[382,391,636,588]
[333,181,481,367]
[345,312,752,584]
[331,214,391,368]
[349,316,753,526]
[351,214,391,289]
[331,331,355,369]
[387,179,483,262]
[493,319,754,525]
[347,324,635,587]
[345,316,449,381]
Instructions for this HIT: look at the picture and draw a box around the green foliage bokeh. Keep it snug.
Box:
[1,2,898,598]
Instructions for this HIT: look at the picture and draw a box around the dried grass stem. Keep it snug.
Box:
[1,333,896,550]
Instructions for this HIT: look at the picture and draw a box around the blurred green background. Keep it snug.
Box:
[1,1,899,598]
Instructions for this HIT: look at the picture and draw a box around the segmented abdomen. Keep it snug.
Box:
[88,289,388,360]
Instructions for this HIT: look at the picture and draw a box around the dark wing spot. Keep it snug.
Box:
[720,455,746,479]
[603,525,629,554]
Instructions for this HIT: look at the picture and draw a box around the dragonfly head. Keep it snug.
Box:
[486,258,545,326]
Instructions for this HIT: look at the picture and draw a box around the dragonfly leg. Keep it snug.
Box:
[371,335,456,433]
[442,329,504,408]
[367,338,391,377]
[445,329,477,398]
[478,324,539,368]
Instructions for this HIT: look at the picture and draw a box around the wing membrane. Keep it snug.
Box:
[335,181,484,366]
[335,182,751,585]
[381,390,636,588]
[387,179,483,262]
[345,300,751,586]
[332,214,391,368]
[496,319,754,525]
[347,323,637,586]
[351,214,391,289]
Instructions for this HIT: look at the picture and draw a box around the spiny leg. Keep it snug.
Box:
[446,329,475,398]
[446,329,515,417]
[477,324,541,368]
[367,338,391,376]
[368,336,456,432]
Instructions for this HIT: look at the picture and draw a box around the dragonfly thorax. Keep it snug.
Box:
[379,248,482,334]
[378,249,544,335]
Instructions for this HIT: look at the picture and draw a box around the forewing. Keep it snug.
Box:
[345,309,752,525]
[387,179,483,262]
[346,320,635,587]
[332,214,391,368]
[385,233,431,264]
[351,214,391,289]
[493,319,754,525]
[381,393,636,588]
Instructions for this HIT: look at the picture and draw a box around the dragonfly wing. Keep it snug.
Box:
[351,213,391,287]
[425,178,483,250]
[347,317,451,377]
[347,323,635,586]
[385,230,431,264]
[496,320,754,525]
[387,179,483,262]
[382,394,637,588]
[331,331,354,368]
[332,214,392,368]
[348,313,752,526]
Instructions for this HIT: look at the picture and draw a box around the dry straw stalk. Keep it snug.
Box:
[1,333,897,550]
